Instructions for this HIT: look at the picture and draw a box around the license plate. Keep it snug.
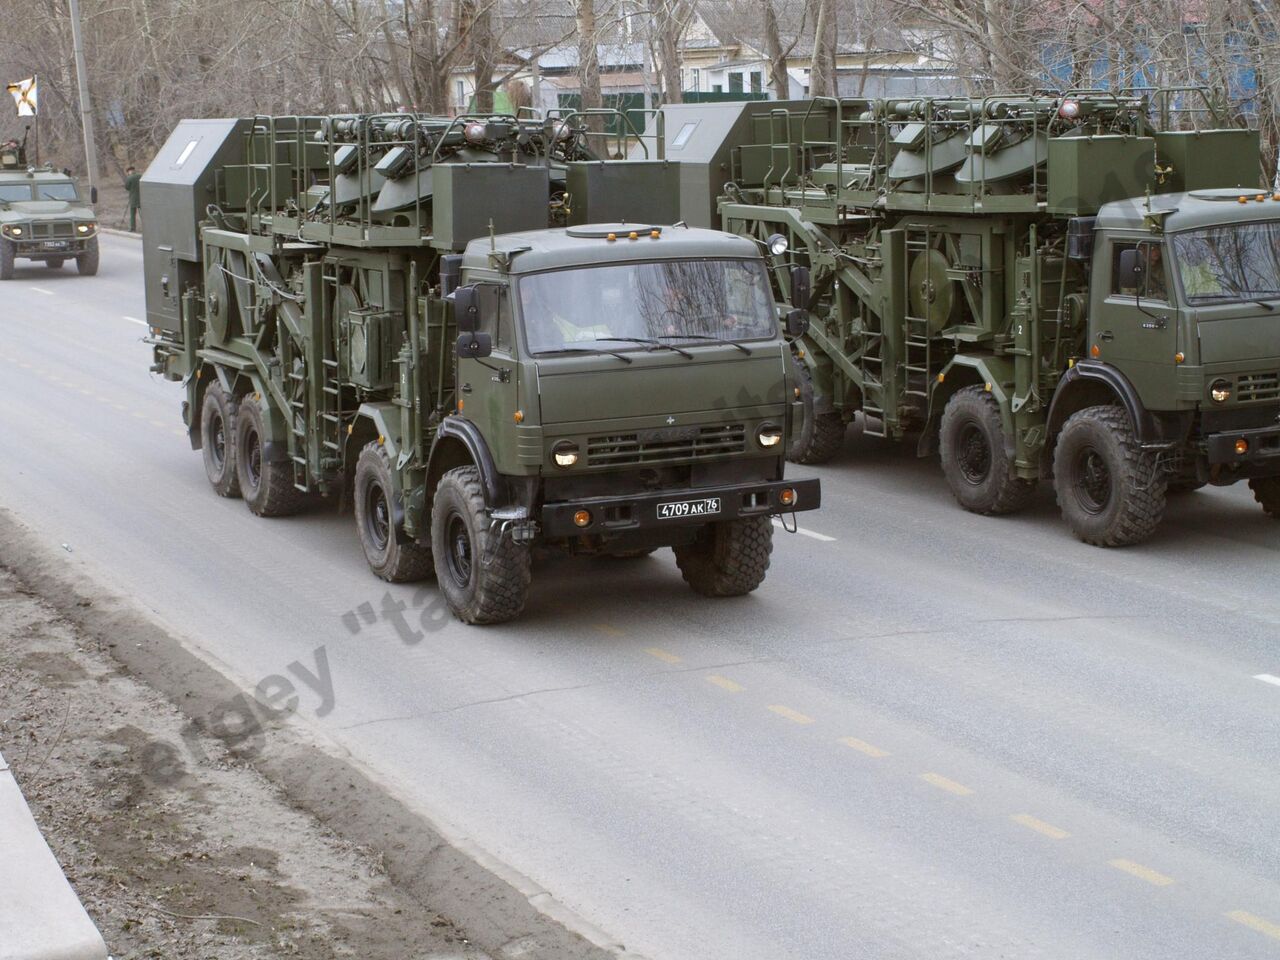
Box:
[657,497,721,519]
[41,241,68,250]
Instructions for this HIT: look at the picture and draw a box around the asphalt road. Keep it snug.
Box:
[3,233,1280,959]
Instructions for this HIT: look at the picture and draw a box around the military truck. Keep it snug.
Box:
[647,88,1280,545]
[141,113,820,624]
[0,135,99,279]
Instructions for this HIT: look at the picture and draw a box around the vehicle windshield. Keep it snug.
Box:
[0,183,32,202]
[519,258,775,354]
[1171,220,1280,303]
[35,181,79,201]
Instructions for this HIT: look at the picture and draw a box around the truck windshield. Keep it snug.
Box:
[1172,221,1280,303]
[36,182,79,201]
[0,184,31,202]
[519,259,775,354]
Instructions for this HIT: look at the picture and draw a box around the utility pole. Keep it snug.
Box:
[67,0,100,191]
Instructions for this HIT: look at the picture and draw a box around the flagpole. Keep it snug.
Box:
[67,0,100,191]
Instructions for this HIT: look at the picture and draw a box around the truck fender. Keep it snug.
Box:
[920,356,1016,459]
[1045,361,1155,447]
[426,417,502,509]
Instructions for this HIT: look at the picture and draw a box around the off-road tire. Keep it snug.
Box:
[76,237,99,276]
[788,359,846,464]
[47,257,65,269]
[1053,405,1166,546]
[430,466,531,624]
[0,239,14,280]
[199,383,240,498]
[939,386,1036,515]
[673,516,773,597]
[354,442,433,582]
[234,399,306,517]
[1249,477,1280,518]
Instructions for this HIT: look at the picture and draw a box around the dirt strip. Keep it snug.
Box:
[0,507,626,960]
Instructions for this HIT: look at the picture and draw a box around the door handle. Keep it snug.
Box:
[1098,330,1114,342]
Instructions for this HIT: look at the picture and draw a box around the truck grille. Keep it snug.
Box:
[1237,372,1280,403]
[586,424,746,467]
[30,221,73,239]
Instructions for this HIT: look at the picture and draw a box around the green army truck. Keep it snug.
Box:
[649,88,1280,545]
[0,136,99,279]
[141,113,820,623]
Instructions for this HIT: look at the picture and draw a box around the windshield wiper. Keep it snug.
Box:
[542,346,633,364]
[657,333,751,355]
[593,337,694,358]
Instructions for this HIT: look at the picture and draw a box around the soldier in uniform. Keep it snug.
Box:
[124,166,142,231]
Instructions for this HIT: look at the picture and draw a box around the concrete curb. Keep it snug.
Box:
[0,750,109,960]
[0,508,643,960]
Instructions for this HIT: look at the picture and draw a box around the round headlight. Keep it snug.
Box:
[766,233,789,257]
[1210,379,1232,403]
[757,423,783,448]
[552,440,580,468]
[7,225,22,236]
[77,222,94,234]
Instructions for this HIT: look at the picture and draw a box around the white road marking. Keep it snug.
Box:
[122,315,147,326]
[1254,674,1280,688]
[772,518,836,542]
[29,286,55,296]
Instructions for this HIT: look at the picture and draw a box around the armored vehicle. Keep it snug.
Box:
[141,113,819,624]
[0,137,99,279]
[650,89,1280,545]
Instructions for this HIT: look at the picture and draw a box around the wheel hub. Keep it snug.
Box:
[1073,446,1112,515]
[957,423,992,485]
[365,483,390,552]
[446,514,473,588]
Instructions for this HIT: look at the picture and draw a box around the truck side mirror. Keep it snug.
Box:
[785,308,809,338]
[90,186,98,205]
[456,331,493,359]
[790,264,811,310]
[453,284,481,333]
[1118,248,1145,290]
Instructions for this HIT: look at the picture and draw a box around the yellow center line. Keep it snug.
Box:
[706,675,743,692]
[767,704,815,725]
[1228,910,1280,941]
[1011,813,1069,839]
[1108,859,1174,886]
[643,647,681,664]
[919,772,974,796]
[838,736,890,758]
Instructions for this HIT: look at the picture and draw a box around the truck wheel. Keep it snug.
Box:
[788,360,845,464]
[76,237,99,276]
[0,239,13,280]
[1053,405,1166,546]
[430,466,531,624]
[234,400,305,517]
[939,386,1036,515]
[673,516,773,597]
[199,383,240,498]
[354,443,433,582]
[1249,477,1280,518]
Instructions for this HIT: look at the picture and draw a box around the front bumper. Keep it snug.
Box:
[11,236,92,257]
[1206,424,1280,466]
[541,477,821,538]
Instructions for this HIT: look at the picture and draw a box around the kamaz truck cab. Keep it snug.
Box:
[1067,190,1280,518]
[0,145,98,279]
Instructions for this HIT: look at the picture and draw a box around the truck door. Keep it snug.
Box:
[456,282,521,455]
[1093,238,1179,409]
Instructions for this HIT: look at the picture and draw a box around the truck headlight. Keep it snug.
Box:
[766,233,788,257]
[3,224,22,237]
[757,423,784,447]
[76,222,95,234]
[1209,379,1232,403]
[552,440,580,467]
